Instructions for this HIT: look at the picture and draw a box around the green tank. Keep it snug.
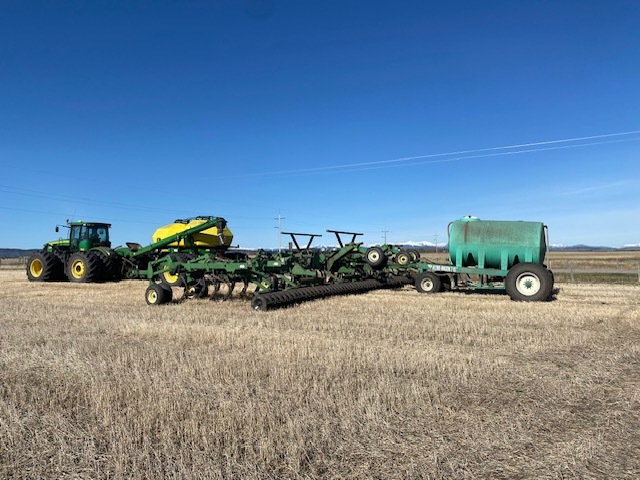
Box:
[448,217,547,270]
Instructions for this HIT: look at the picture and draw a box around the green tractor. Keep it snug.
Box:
[27,221,120,283]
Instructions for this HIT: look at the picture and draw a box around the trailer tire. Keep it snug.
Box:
[26,250,64,282]
[365,247,387,269]
[505,263,553,302]
[415,272,441,293]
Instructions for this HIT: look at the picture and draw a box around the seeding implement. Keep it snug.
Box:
[28,215,554,309]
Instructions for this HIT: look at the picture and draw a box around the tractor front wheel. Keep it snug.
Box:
[26,251,64,282]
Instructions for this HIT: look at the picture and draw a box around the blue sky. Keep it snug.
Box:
[1,0,639,249]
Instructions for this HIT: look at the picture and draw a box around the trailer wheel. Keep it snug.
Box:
[396,251,412,266]
[365,247,387,269]
[145,284,171,305]
[505,263,553,302]
[415,272,441,293]
[26,250,64,282]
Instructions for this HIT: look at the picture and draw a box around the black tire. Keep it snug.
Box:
[159,253,190,286]
[439,274,452,292]
[407,249,420,262]
[26,250,64,282]
[145,284,171,305]
[365,247,387,269]
[396,251,412,266]
[415,272,441,293]
[93,249,121,282]
[505,263,553,302]
[66,251,104,283]
[252,296,269,311]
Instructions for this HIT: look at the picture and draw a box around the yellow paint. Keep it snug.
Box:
[152,219,234,248]
[30,259,43,277]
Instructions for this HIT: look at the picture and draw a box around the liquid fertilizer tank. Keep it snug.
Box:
[448,216,547,270]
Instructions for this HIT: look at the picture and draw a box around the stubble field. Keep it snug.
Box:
[1,263,639,479]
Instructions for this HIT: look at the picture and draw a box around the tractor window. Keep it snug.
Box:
[70,225,84,248]
[87,226,109,244]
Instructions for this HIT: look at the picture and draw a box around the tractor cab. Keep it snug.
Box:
[67,222,112,251]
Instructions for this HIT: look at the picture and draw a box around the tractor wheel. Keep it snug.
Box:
[395,251,412,266]
[505,263,553,302]
[407,249,421,262]
[365,247,387,269]
[66,251,104,283]
[145,284,172,305]
[93,249,121,281]
[415,272,441,293]
[26,250,64,282]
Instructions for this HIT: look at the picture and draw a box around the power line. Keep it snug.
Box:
[274,210,285,253]
[207,129,640,179]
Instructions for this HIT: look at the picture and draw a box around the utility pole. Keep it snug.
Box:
[274,211,285,253]
[382,229,389,244]
[434,233,439,253]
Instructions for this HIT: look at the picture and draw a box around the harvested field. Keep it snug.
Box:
[1,270,639,479]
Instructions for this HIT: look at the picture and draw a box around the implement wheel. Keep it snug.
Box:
[66,251,103,283]
[505,263,553,302]
[365,247,387,269]
[26,251,63,282]
[252,296,269,311]
[145,284,172,305]
[415,272,441,294]
[396,251,412,266]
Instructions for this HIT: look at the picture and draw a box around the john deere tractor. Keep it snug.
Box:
[27,221,120,283]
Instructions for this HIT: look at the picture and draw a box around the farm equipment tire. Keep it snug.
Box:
[93,249,121,281]
[145,284,172,305]
[407,249,420,262]
[160,253,190,286]
[252,296,269,311]
[415,272,441,294]
[26,250,64,282]
[505,263,553,302]
[439,274,452,292]
[396,251,412,266]
[66,251,104,283]
[365,247,387,269]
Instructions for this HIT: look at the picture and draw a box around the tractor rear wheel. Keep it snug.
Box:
[415,272,441,293]
[66,251,103,283]
[26,250,64,282]
[505,263,553,302]
[93,249,121,281]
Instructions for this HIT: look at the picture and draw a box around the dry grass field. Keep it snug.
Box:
[1,264,639,479]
